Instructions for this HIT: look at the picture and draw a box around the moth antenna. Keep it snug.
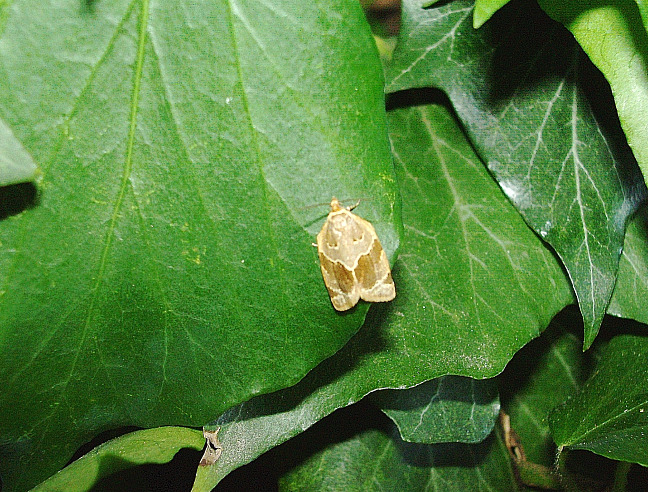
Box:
[300,197,369,210]
[346,199,361,211]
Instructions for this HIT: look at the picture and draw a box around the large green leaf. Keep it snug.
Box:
[0,118,38,187]
[386,0,646,348]
[549,332,648,467]
[386,104,572,374]
[277,406,519,491]
[0,1,397,489]
[192,102,572,489]
[371,377,500,444]
[537,0,648,187]
[31,426,203,492]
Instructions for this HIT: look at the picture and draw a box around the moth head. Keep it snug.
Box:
[330,197,342,212]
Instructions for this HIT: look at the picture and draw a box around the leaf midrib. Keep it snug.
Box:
[63,0,151,396]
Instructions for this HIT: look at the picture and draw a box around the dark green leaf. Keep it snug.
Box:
[0,118,38,186]
[30,427,203,492]
[537,0,648,186]
[386,0,646,347]
[549,332,648,466]
[0,1,397,489]
[386,103,573,374]
[609,205,648,325]
[192,102,572,490]
[500,310,591,466]
[371,377,500,444]
[277,408,519,491]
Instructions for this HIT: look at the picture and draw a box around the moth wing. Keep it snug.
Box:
[316,205,394,311]
[318,251,360,311]
[355,229,396,303]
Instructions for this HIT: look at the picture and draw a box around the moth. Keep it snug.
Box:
[316,197,396,311]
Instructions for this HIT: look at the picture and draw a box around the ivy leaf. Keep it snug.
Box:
[31,427,203,492]
[277,407,519,491]
[385,103,572,376]
[549,332,648,466]
[192,102,572,489]
[537,0,648,186]
[0,1,397,489]
[386,0,646,348]
[500,311,591,467]
[371,376,500,444]
[609,205,648,324]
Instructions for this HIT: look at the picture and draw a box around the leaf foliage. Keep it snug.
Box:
[1,0,647,490]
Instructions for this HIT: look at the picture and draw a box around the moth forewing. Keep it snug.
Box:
[316,197,396,311]
[318,255,360,311]
[356,238,395,301]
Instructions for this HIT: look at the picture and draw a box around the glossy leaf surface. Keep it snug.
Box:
[372,376,500,444]
[550,332,648,466]
[278,407,519,492]
[538,0,648,187]
[0,1,397,489]
[192,102,572,490]
[386,0,646,347]
[31,427,203,492]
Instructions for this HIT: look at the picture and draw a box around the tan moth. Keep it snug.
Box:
[316,197,396,311]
